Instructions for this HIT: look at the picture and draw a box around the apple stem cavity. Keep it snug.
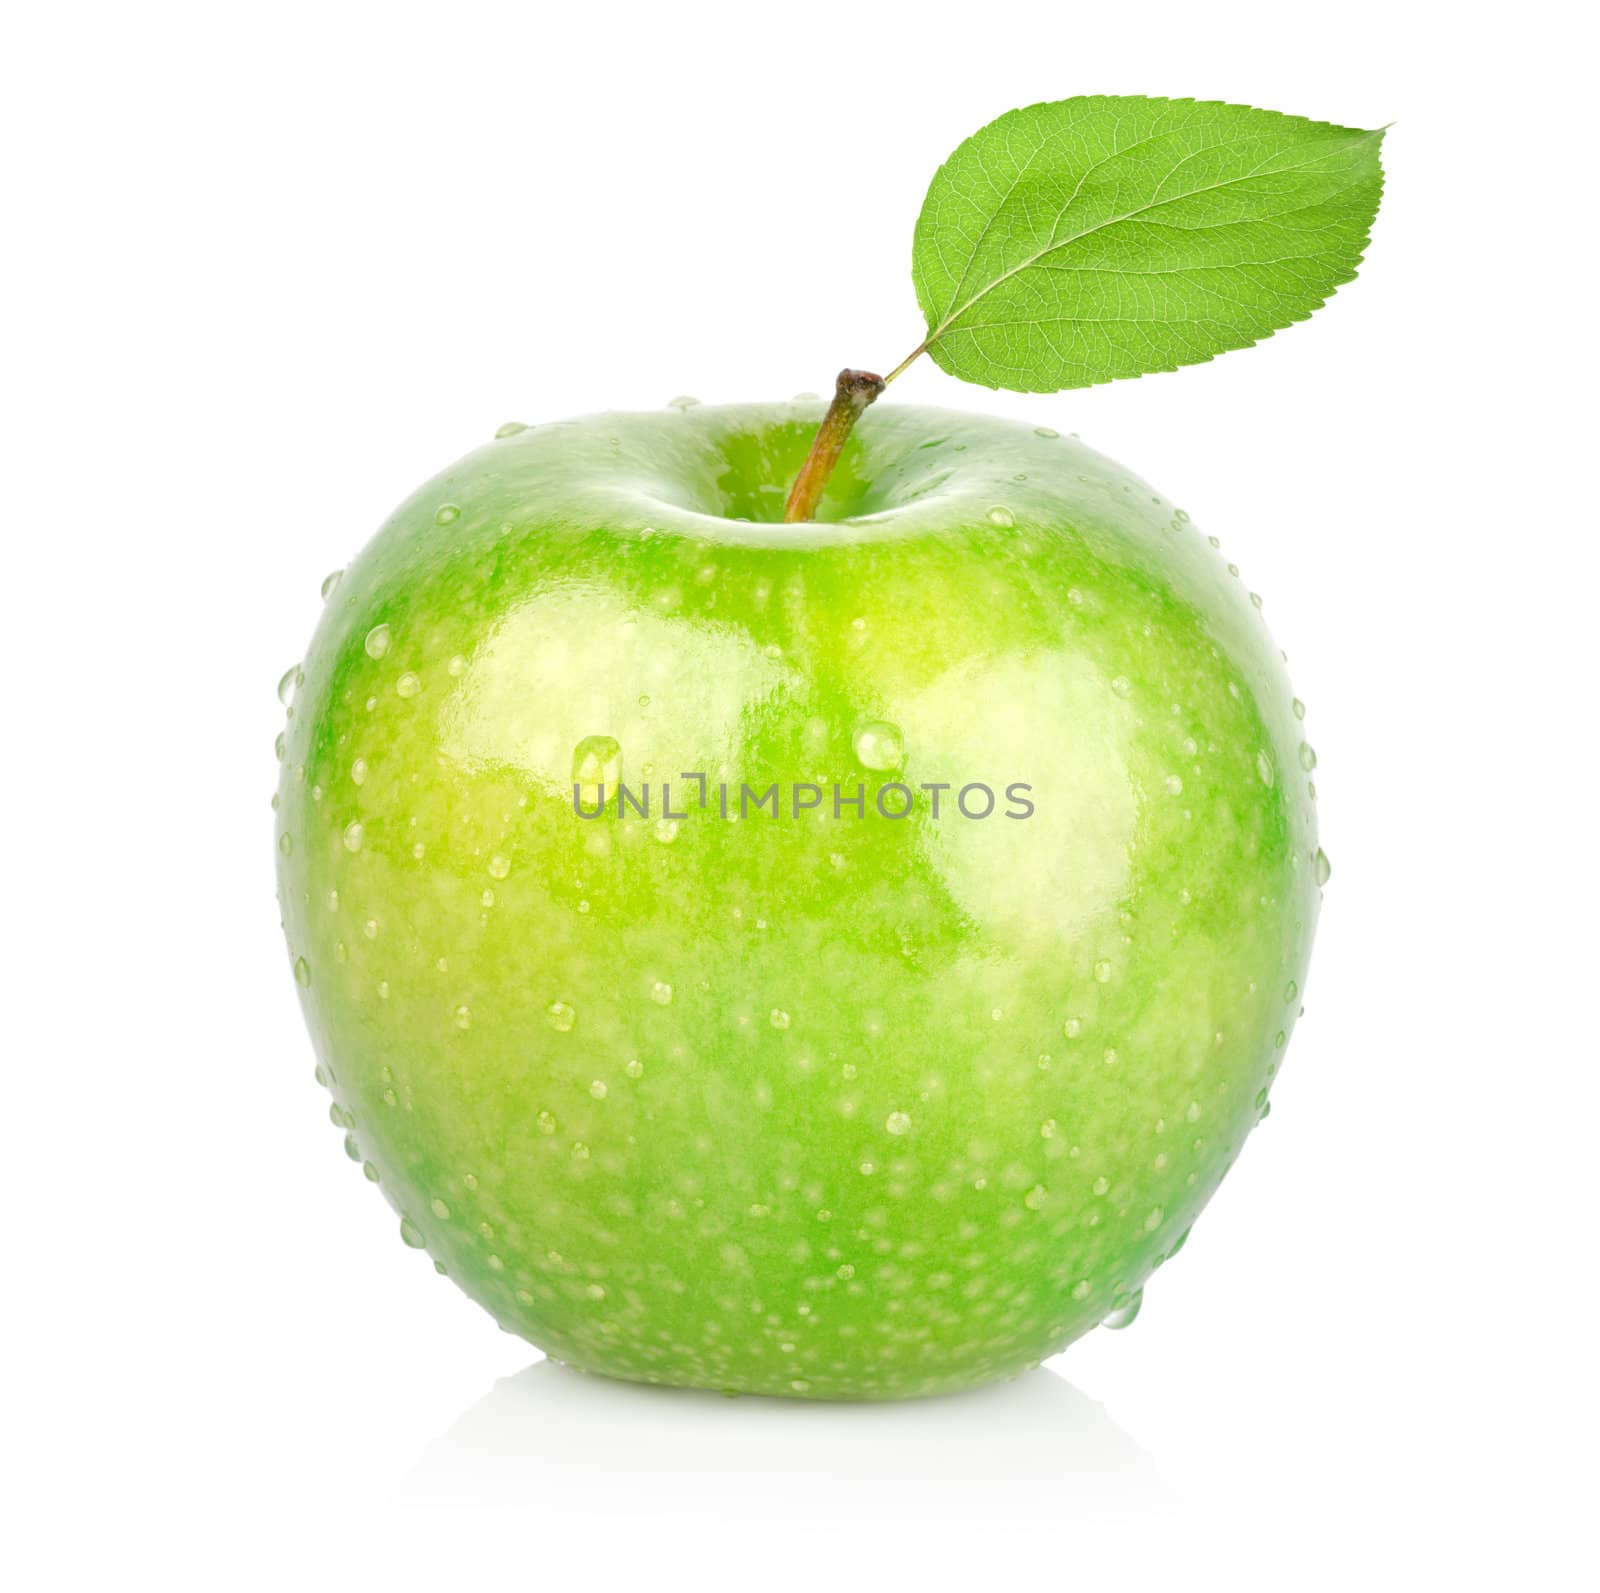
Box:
[782,368,886,523]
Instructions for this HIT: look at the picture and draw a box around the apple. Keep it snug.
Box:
[275,399,1322,1399]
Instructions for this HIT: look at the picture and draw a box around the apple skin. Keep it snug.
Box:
[275,401,1321,1400]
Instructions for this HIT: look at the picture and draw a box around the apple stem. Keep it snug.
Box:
[782,369,886,523]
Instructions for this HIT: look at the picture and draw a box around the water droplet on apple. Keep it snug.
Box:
[435,504,460,526]
[1284,979,1299,1003]
[1102,1288,1143,1329]
[1110,675,1131,697]
[399,1217,426,1248]
[546,1001,576,1032]
[1292,698,1307,720]
[625,1059,644,1078]
[1255,751,1275,787]
[320,568,345,600]
[1023,1184,1048,1210]
[667,395,701,410]
[453,1005,472,1030]
[573,734,622,797]
[1143,1206,1164,1232]
[1034,426,1059,438]
[1063,1016,1083,1038]
[430,1197,451,1219]
[536,1110,557,1135]
[342,820,365,852]
[364,624,391,660]
[654,819,679,844]
[650,981,673,1006]
[1040,1119,1058,1139]
[277,665,299,706]
[396,672,421,698]
[588,1079,607,1099]
[1163,774,1183,795]
[1298,742,1317,771]
[273,732,286,763]
[278,832,293,855]
[987,506,1015,527]
[350,757,368,786]
[852,720,904,772]
[494,421,527,439]
[1249,592,1264,609]
[1093,960,1112,983]
[293,956,311,987]
[487,854,511,879]
[363,1161,380,1182]
[885,1110,912,1136]
[770,1009,791,1030]
[1314,847,1332,886]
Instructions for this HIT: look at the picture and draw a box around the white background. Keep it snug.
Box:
[5,2,1595,1586]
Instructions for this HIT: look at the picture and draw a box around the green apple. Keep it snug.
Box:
[275,400,1322,1400]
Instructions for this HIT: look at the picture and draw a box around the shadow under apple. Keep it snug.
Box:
[398,1358,1176,1519]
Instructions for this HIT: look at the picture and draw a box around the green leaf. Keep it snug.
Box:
[910,96,1384,392]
